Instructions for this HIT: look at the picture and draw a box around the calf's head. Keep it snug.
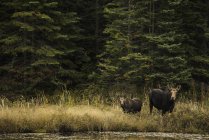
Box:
[168,85,181,101]
[119,97,125,105]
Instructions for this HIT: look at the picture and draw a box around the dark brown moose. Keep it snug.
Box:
[119,97,142,113]
[149,85,181,115]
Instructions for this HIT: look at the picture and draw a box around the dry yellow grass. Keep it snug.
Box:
[0,98,208,134]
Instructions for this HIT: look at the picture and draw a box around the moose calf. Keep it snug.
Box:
[119,97,142,113]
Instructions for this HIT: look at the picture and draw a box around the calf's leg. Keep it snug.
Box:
[149,101,153,114]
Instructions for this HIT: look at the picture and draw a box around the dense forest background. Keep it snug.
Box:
[0,0,209,97]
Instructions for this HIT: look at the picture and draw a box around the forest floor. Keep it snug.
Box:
[0,95,208,134]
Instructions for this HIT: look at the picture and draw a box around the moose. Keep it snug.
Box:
[149,85,181,115]
[119,97,142,113]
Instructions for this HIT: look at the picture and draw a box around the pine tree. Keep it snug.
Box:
[98,0,152,85]
[54,0,91,88]
[58,0,110,83]
[178,0,209,83]
[147,0,191,85]
[0,0,81,93]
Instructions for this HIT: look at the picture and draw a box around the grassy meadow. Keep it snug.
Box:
[0,89,209,134]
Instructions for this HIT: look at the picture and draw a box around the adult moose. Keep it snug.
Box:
[149,85,181,115]
[119,97,142,113]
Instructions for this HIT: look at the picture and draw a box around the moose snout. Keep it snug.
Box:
[171,96,175,101]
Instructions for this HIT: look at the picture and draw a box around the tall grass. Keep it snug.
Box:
[0,104,208,134]
[0,89,208,134]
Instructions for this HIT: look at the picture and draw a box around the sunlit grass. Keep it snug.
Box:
[0,92,208,134]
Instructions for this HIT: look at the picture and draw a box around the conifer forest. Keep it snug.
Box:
[0,0,209,97]
[0,0,209,136]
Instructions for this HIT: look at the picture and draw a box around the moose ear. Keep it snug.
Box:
[167,83,174,89]
[167,84,171,89]
[177,85,181,91]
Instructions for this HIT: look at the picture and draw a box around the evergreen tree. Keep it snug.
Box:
[0,0,209,95]
[55,1,91,88]
[0,0,81,93]
[58,0,110,83]
[98,0,151,85]
[178,0,209,83]
[148,0,191,85]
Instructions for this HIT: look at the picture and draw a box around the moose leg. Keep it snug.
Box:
[149,101,153,114]
[162,110,166,116]
[169,103,175,113]
[169,107,174,113]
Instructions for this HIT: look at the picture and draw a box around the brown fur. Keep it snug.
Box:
[119,97,142,113]
[149,85,181,115]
